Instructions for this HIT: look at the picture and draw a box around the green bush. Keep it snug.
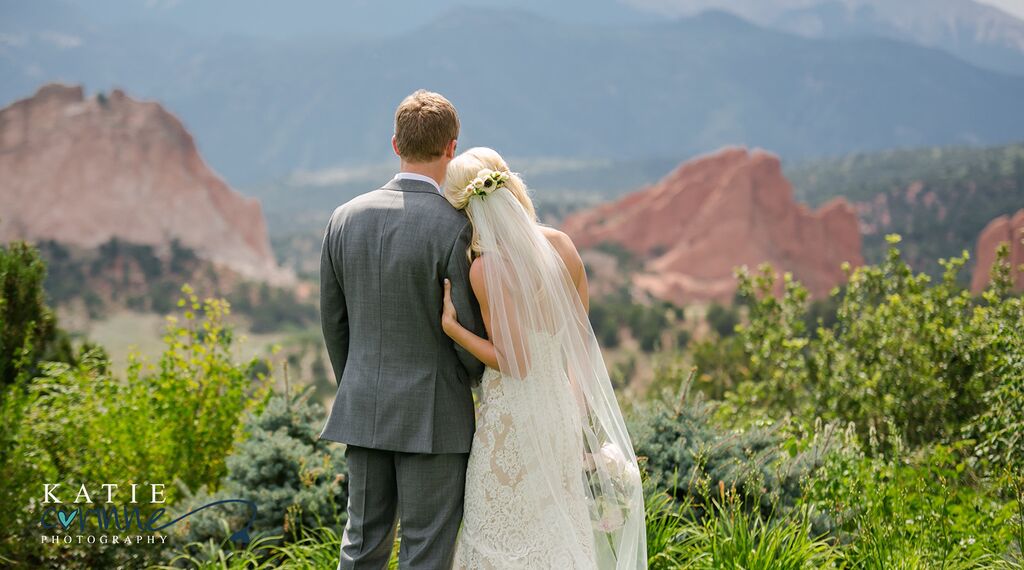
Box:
[171,385,347,547]
[801,437,1016,568]
[1,241,62,387]
[965,244,1024,472]
[1,285,268,568]
[228,282,318,334]
[705,302,738,338]
[724,236,1022,454]
[25,285,267,497]
[629,369,839,524]
[589,294,679,352]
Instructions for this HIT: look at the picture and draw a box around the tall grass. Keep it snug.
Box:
[644,484,838,569]
[155,525,402,570]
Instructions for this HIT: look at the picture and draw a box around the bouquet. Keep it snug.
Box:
[583,441,642,532]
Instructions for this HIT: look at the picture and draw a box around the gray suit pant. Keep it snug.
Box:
[338,445,469,569]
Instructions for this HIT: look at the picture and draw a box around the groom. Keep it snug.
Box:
[318,90,486,569]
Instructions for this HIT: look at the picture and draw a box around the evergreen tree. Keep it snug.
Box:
[174,387,348,545]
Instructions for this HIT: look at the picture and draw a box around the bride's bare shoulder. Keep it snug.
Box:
[539,225,572,249]
[539,226,583,273]
[469,255,487,296]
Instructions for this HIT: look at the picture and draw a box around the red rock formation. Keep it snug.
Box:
[0,83,290,284]
[971,209,1024,294]
[561,147,864,304]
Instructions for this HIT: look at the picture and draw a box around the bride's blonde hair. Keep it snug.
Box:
[444,147,536,259]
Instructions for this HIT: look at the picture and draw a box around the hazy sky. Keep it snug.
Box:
[976,0,1024,18]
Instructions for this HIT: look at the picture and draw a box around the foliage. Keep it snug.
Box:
[0,240,65,387]
[0,242,92,564]
[645,481,839,569]
[641,238,1022,567]
[0,374,58,564]
[0,284,268,568]
[27,285,267,498]
[645,490,690,569]
[786,141,1024,276]
[590,293,680,352]
[158,524,404,570]
[801,436,1017,568]
[675,495,839,569]
[170,384,347,546]
[686,335,745,401]
[705,302,738,338]
[721,236,1022,453]
[37,238,315,333]
[965,244,1024,471]
[728,265,813,419]
[227,282,318,334]
[629,369,839,524]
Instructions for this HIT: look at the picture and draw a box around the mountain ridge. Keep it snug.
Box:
[0,83,290,284]
[3,5,1024,186]
[561,146,864,304]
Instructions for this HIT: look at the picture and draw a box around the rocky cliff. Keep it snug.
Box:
[0,83,288,284]
[561,147,864,304]
[971,209,1024,294]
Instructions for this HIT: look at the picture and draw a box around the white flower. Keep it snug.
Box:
[586,442,642,533]
[595,499,625,531]
[594,442,640,483]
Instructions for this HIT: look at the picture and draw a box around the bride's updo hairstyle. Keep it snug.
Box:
[444,147,536,259]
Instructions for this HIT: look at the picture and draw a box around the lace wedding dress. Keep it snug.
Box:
[450,178,646,569]
[454,329,598,568]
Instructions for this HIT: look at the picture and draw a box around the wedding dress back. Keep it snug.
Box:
[455,184,646,568]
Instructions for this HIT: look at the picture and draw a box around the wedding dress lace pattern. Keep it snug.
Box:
[452,186,646,569]
[455,330,597,568]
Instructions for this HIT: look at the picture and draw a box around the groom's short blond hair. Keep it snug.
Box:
[394,90,460,163]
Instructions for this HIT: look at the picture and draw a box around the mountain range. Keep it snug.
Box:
[786,141,1024,275]
[2,1,1024,186]
[627,0,1024,75]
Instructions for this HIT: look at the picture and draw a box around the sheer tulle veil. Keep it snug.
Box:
[461,169,647,568]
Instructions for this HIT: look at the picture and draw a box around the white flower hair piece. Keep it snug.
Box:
[466,168,511,199]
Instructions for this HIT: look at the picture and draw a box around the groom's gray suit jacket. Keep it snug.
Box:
[318,176,486,454]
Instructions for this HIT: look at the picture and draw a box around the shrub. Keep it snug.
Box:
[1,285,268,568]
[725,236,1022,454]
[705,302,738,338]
[801,436,1015,568]
[0,241,60,387]
[589,295,679,352]
[629,369,839,524]
[965,244,1024,472]
[170,384,347,547]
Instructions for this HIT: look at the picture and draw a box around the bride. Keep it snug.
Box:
[439,147,646,569]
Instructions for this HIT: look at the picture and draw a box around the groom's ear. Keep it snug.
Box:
[445,139,457,159]
[392,135,401,157]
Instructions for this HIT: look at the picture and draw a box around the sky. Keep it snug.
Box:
[976,0,1024,18]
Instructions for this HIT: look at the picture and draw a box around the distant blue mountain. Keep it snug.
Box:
[2,2,1024,185]
[625,0,1024,75]
[8,0,653,40]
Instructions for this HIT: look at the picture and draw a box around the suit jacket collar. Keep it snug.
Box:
[382,176,443,195]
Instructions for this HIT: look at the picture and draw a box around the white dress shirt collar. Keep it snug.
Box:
[393,172,442,194]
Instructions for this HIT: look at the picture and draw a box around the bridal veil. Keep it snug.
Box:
[464,181,647,568]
